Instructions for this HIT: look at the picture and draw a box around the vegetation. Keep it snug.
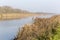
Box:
[14,15,60,40]
[0,6,29,13]
[0,6,43,20]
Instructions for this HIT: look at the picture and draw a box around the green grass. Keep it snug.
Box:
[53,23,60,40]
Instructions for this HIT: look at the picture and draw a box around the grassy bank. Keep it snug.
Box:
[14,15,60,40]
[0,13,44,20]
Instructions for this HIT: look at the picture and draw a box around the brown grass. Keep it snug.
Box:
[0,13,43,20]
[14,15,60,40]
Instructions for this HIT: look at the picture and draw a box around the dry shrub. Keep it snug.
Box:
[14,15,59,40]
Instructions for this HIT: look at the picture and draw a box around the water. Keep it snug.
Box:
[0,17,33,40]
[0,15,54,40]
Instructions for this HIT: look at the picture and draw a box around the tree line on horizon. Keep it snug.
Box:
[0,6,29,13]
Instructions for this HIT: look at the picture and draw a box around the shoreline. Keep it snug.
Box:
[0,13,53,20]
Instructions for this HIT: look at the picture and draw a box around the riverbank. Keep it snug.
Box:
[0,13,54,20]
[14,15,60,40]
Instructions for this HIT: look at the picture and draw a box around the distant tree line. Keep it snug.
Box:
[0,6,29,13]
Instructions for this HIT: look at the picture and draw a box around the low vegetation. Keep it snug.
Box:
[14,15,60,40]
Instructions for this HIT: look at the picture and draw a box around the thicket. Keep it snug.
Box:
[14,15,60,40]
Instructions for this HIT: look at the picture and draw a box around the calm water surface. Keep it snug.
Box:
[0,15,54,40]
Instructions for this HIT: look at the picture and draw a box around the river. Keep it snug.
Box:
[0,15,54,40]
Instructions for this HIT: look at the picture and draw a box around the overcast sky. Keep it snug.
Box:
[0,0,60,14]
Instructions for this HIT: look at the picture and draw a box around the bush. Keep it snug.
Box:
[14,16,60,40]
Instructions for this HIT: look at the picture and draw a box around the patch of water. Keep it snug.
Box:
[0,17,33,40]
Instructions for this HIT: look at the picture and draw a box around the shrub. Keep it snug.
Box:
[14,15,60,40]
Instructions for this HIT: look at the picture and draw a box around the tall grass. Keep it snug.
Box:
[14,15,60,40]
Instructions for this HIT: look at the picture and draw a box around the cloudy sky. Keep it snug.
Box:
[0,0,60,14]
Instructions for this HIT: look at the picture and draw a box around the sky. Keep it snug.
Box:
[0,0,60,14]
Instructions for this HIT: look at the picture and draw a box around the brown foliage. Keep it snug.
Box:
[14,15,59,40]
